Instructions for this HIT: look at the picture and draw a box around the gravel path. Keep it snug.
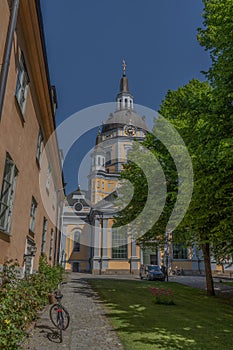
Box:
[22,273,124,350]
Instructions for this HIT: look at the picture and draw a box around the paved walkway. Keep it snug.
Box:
[22,273,124,350]
[22,273,233,349]
[169,275,233,295]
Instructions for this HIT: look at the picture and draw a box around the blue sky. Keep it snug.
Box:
[40,0,211,193]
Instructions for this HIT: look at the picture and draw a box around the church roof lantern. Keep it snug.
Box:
[120,75,129,93]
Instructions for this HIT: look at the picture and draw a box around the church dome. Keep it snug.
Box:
[102,109,148,133]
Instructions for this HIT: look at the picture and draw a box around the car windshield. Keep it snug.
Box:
[148,265,161,272]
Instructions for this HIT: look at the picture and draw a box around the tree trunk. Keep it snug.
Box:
[202,242,215,296]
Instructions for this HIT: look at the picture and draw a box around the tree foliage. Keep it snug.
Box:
[115,0,233,295]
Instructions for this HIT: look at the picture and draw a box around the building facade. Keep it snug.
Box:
[62,63,230,277]
[0,0,64,278]
[62,65,148,274]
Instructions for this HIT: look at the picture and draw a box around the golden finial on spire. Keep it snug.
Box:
[122,59,127,76]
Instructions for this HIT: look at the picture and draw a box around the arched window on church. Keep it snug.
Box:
[73,231,81,252]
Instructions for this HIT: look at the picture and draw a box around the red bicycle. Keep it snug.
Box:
[49,290,70,342]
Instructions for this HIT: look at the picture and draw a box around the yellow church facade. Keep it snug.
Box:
[62,65,210,276]
[62,65,147,274]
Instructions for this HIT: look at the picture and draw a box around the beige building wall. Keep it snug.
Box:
[0,0,64,276]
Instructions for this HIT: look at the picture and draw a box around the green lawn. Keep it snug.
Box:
[89,279,233,350]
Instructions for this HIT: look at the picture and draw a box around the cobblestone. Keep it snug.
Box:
[22,273,124,350]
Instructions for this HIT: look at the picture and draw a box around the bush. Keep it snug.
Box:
[0,257,64,349]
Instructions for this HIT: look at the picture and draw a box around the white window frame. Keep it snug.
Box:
[36,129,43,165]
[29,197,37,233]
[46,166,51,193]
[15,52,29,115]
[112,231,128,259]
[0,154,18,233]
[73,231,81,252]
[49,229,54,260]
[41,217,48,254]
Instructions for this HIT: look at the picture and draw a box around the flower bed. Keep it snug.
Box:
[150,286,175,305]
[0,256,64,349]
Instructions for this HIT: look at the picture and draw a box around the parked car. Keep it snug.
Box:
[140,264,165,281]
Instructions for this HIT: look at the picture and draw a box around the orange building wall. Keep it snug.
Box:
[0,0,63,274]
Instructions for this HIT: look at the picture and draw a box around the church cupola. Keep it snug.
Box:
[91,142,106,173]
[116,60,134,111]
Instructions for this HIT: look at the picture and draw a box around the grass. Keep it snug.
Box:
[89,279,233,350]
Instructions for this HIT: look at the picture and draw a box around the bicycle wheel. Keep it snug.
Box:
[50,304,70,330]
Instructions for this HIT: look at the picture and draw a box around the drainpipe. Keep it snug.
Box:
[0,0,20,121]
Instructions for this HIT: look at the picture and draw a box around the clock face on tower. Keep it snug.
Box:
[124,125,136,136]
[74,202,83,212]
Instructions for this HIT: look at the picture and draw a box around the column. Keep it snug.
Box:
[102,218,109,271]
[92,218,101,274]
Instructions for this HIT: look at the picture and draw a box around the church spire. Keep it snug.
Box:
[116,59,134,111]
[122,59,127,76]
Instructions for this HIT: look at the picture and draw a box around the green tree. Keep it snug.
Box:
[115,0,233,296]
[198,0,233,103]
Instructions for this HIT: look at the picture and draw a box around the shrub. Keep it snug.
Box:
[0,257,64,349]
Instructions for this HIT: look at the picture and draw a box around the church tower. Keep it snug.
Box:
[89,61,149,275]
[88,60,148,205]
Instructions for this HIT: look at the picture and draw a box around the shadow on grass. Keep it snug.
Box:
[88,279,233,350]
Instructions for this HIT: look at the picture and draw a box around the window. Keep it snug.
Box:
[102,182,104,189]
[41,217,47,254]
[173,244,188,259]
[73,231,80,252]
[106,151,111,164]
[36,129,43,164]
[52,189,56,209]
[15,52,29,114]
[112,231,128,259]
[97,181,100,188]
[29,197,37,233]
[46,166,51,193]
[0,154,18,233]
[49,229,54,260]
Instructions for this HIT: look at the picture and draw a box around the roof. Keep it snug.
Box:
[66,188,89,207]
[102,109,148,133]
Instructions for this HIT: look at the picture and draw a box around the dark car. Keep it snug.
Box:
[140,264,165,281]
